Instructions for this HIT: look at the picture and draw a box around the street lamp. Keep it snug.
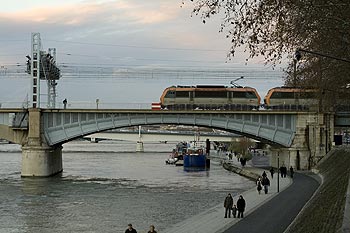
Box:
[277,151,280,193]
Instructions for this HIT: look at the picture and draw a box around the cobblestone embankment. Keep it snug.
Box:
[285,147,350,233]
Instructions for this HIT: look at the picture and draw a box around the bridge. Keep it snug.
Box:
[0,33,347,177]
[0,107,336,177]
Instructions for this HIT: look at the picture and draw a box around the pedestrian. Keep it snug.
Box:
[262,176,270,194]
[290,166,294,178]
[284,165,288,177]
[240,157,246,167]
[224,193,234,218]
[232,204,237,218]
[148,225,157,233]
[125,224,137,233]
[280,164,287,178]
[262,171,267,178]
[256,177,262,194]
[270,167,274,179]
[63,98,67,109]
[236,195,246,218]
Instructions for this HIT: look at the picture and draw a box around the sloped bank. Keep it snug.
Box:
[222,162,260,181]
[285,147,350,233]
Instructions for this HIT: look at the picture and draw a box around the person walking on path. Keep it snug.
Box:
[262,176,270,194]
[224,193,234,218]
[280,164,287,178]
[232,204,237,218]
[262,171,267,178]
[148,225,157,233]
[290,166,294,178]
[256,177,262,194]
[236,195,246,218]
[269,167,274,179]
[125,224,137,233]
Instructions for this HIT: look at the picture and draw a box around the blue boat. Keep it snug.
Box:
[183,146,208,170]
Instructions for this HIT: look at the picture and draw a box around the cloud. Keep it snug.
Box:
[0,1,182,26]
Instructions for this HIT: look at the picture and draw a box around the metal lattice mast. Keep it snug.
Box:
[47,48,57,108]
[31,33,41,108]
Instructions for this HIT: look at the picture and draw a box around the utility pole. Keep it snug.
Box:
[277,151,280,193]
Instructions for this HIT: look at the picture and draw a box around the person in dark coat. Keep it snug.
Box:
[280,164,287,178]
[125,224,137,233]
[236,195,246,218]
[240,157,246,167]
[270,167,275,179]
[232,204,237,218]
[256,177,262,194]
[290,166,294,178]
[262,176,270,194]
[148,225,157,233]
[63,98,67,109]
[262,171,267,178]
[224,193,234,218]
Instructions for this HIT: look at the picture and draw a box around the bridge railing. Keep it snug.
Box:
[0,101,152,109]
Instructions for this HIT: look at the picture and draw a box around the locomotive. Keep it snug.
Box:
[159,85,260,110]
[264,87,318,110]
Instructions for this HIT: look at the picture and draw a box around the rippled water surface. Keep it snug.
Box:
[0,141,254,233]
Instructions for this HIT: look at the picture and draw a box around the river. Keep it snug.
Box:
[0,141,254,233]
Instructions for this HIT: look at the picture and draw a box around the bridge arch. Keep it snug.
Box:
[42,111,296,147]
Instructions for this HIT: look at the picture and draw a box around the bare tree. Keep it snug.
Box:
[184,0,350,110]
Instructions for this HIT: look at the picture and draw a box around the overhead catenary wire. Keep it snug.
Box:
[46,39,227,52]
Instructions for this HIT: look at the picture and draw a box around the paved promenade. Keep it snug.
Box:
[224,172,319,233]
[164,157,292,233]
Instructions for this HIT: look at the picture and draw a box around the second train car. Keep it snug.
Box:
[264,87,318,110]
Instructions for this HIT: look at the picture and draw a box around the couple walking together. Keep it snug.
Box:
[257,171,270,194]
[224,194,246,218]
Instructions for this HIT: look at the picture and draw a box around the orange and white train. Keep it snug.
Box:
[158,85,260,110]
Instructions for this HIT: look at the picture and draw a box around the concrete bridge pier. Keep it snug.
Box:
[20,108,63,177]
[21,144,63,177]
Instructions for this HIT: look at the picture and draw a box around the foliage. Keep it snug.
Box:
[183,0,350,110]
[229,137,254,159]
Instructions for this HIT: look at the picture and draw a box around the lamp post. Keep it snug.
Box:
[277,151,280,193]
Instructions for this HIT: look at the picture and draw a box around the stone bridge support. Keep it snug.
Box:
[21,109,62,177]
[270,113,334,170]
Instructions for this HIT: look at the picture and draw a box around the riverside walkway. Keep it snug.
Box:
[164,157,293,233]
[224,172,319,233]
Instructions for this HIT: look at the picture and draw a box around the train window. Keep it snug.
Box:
[195,91,227,98]
[176,91,189,98]
[232,92,247,98]
[165,90,175,98]
[246,92,257,98]
[271,92,295,99]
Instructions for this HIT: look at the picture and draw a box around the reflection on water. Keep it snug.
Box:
[0,141,254,233]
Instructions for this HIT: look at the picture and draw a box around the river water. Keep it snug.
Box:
[0,141,254,233]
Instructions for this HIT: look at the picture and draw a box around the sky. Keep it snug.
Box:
[0,0,285,108]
